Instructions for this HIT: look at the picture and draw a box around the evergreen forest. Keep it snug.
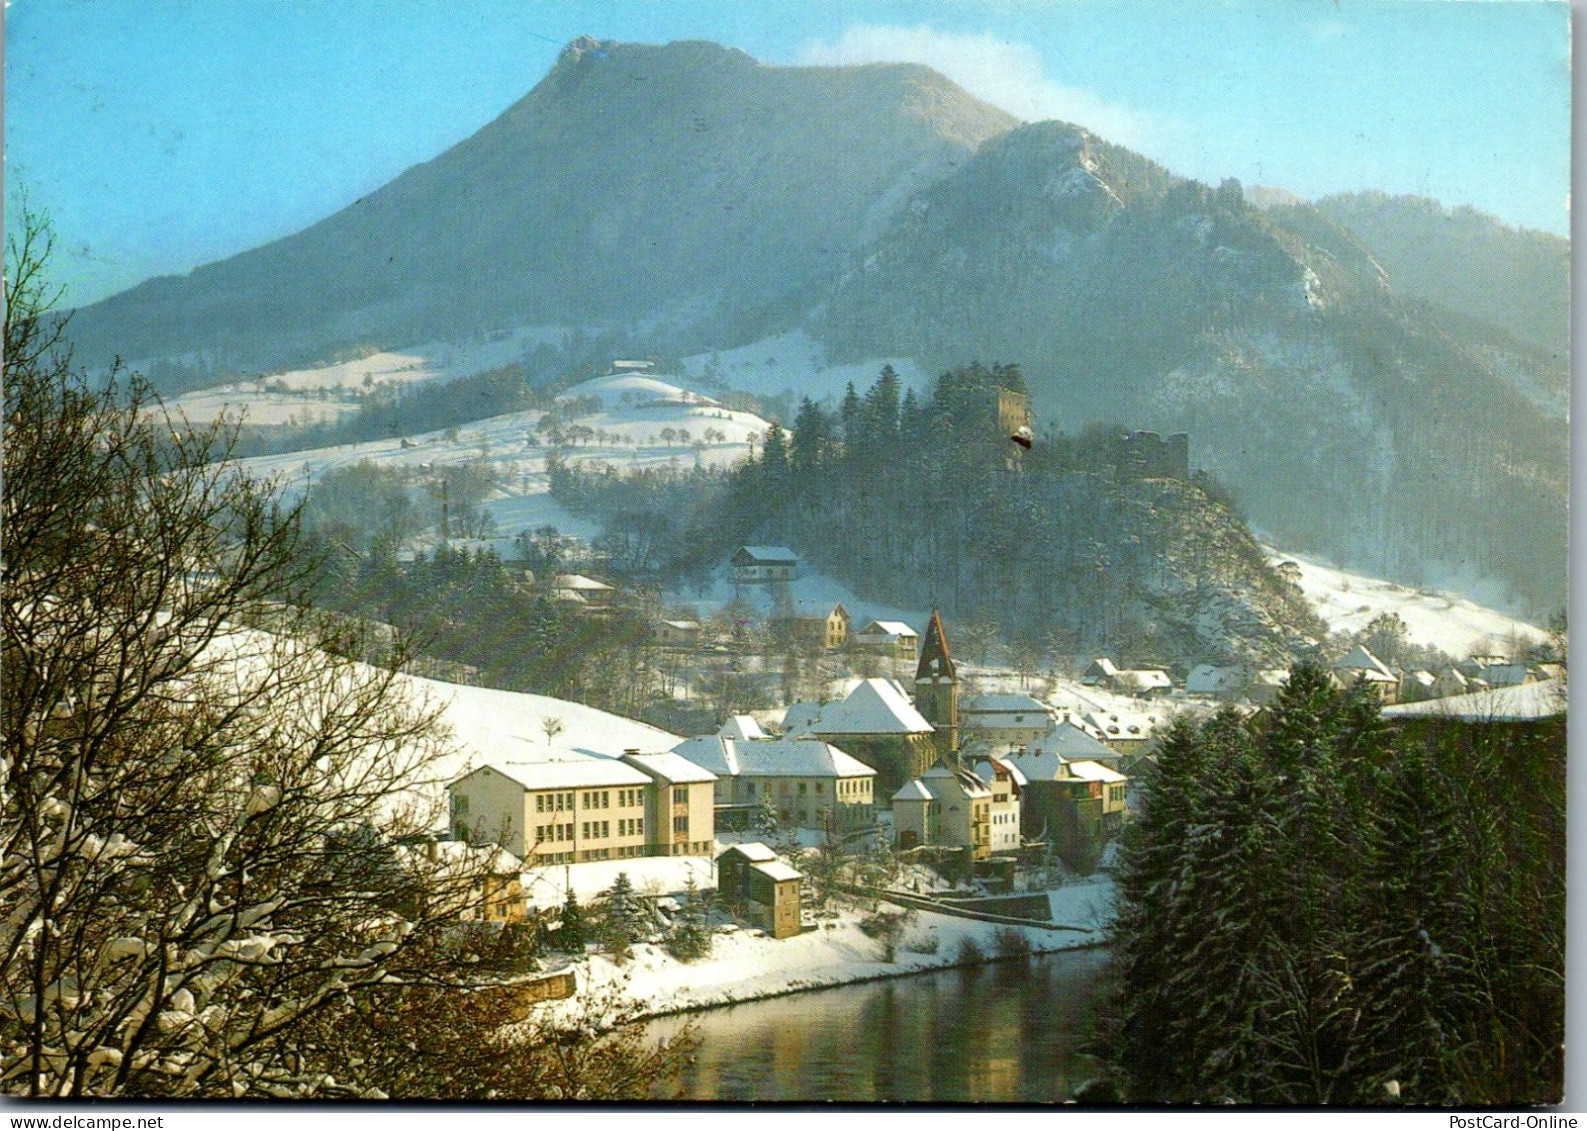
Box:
[1106,663,1565,1105]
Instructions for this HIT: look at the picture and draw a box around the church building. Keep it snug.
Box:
[914,609,960,759]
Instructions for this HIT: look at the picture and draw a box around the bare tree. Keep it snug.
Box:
[0,216,689,1098]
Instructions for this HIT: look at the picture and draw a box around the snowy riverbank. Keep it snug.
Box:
[556,877,1116,1022]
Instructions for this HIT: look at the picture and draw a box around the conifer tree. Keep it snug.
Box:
[839,381,862,449]
[555,885,588,952]
[667,874,713,961]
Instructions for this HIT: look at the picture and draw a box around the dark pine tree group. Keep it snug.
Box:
[1107,662,1565,1105]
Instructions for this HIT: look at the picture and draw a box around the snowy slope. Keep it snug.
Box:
[166,325,574,426]
[1267,548,1544,658]
[233,372,773,551]
[679,330,930,404]
[1383,679,1565,721]
[413,675,683,789]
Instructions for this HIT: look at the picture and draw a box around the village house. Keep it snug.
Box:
[784,677,938,791]
[671,720,877,832]
[729,545,801,584]
[1079,657,1120,686]
[1332,644,1401,702]
[891,762,994,859]
[770,599,850,650]
[654,618,700,648]
[426,841,527,924]
[1402,669,1438,702]
[1186,664,1245,701]
[974,717,1123,768]
[1244,668,1293,707]
[1459,655,1532,689]
[551,573,617,611]
[1110,667,1174,698]
[1061,706,1162,756]
[851,619,920,662]
[978,746,1128,869]
[1080,657,1173,698]
[959,692,1055,745]
[979,757,1024,855]
[716,843,803,939]
[448,750,715,864]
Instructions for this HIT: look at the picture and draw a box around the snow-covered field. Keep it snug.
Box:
[1267,547,1545,658]
[679,329,929,404]
[166,326,577,427]
[1383,679,1565,721]
[170,325,925,430]
[232,370,772,552]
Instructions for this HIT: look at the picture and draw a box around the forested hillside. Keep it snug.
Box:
[1108,665,1564,1104]
[554,363,1324,666]
[57,39,1566,615]
[1309,191,1569,366]
[819,123,1568,613]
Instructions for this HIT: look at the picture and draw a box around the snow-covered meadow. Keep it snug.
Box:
[1268,547,1546,657]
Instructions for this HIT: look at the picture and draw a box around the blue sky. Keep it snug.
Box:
[5,0,1571,307]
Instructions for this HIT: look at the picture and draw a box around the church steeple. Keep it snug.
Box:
[914,609,960,755]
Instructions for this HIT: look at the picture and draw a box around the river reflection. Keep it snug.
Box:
[649,948,1110,1103]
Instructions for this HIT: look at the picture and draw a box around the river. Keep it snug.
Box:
[648,947,1111,1103]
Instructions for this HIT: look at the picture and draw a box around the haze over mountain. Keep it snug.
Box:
[63,37,1567,615]
[66,37,1014,370]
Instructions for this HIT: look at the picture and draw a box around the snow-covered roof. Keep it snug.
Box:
[779,700,825,732]
[621,751,717,785]
[980,746,1065,783]
[718,715,766,741]
[1186,664,1243,694]
[1474,662,1529,687]
[1081,658,1120,683]
[794,678,934,736]
[921,762,991,799]
[1034,720,1118,761]
[1066,760,1127,783]
[733,545,800,563]
[1333,644,1396,681]
[1113,669,1173,691]
[428,840,524,874]
[554,573,615,591]
[671,736,875,780]
[660,619,699,631]
[718,842,779,863]
[978,756,1028,788]
[963,693,1048,714]
[855,620,917,638]
[464,759,653,791]
[751,860,804,883]
[1070,705,1163,741]
[892,779,935,802]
